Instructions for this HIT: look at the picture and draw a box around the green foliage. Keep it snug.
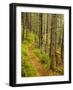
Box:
[22,32,35,44]
[34,48,51,70]
[21,42,38,77]
[22,57,38,77]
[23,39,29,45]
[41,53,49,64]
[27,32,35,43]
[33,48,42,59]
[41,53,51,70]
[22,43,28,57]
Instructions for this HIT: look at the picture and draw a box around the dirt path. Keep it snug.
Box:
[27,44,49,76]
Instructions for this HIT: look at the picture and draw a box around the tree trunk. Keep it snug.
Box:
[45,14,49,53]
[61,32,64,63]
[21,13,25,42]
[50,14,57,71]
[39,14,43,52]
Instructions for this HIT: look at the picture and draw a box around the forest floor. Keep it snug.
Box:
[28,44,49,76]
[27,44,63,76]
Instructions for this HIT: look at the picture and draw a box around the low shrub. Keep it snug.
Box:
[34,48,51,70]
[21,57,38,77]
[21,42,38,77]
[27,32,35,44]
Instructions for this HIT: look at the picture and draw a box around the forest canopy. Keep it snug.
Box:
[21,12,64,77]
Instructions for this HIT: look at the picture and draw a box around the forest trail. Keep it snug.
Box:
[27,44,49,76]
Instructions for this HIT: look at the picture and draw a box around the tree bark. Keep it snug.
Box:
[50,14,57,70]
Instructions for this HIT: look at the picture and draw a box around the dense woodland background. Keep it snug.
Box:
[21,12,64,77]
